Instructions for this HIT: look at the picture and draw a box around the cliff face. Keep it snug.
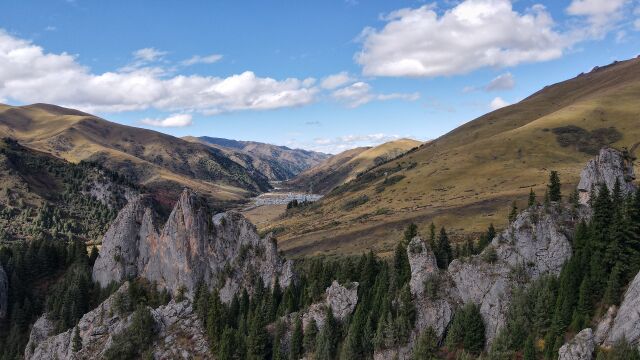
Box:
[577,147,636,205]
[92,189,294,299]
[0,264,7,320]
[25,283,210,360]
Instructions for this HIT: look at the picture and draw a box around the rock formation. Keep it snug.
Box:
[0,264,7,320]
[601,269,640,348]
[558,328,595,360]
[296,280,358,330]
[577,147,636,205]
[407,236,438,296]
[25,282,211,360]
[92,189,294,300]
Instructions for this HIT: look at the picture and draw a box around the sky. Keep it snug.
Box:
[0,0,639,154]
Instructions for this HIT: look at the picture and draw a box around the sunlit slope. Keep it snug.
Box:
[286,138,422,194]
[271,57,640,257]
[0,104,270,209]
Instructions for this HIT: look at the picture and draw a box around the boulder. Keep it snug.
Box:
[577,147,636,205]
[0,264,7,320]
[558,328,595,360]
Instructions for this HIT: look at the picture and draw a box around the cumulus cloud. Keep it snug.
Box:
[567,0,630,35]
[320,72,355,89]
[355,0,567,77]
[331,82,419,108]
[0,30,317,114]
[182,54,223,66]
[489,96,510,110]
[485,73,515,91]
[140,113,193,127]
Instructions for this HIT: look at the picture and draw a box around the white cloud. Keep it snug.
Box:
[567,0,630,35]
[140,113,193,127]
[320,72,354,89]
[0,30,317,114]
[485,72,515,91]
[331,82,419,108]
[133,48,166,62]
[489,96,510,110]
[307,133,407,153]
[182,54,223,66]
[355,0,567,77]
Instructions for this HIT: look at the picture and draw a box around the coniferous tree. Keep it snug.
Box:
[404,223,418,243]
[247,305,270,360]
[289,315,303,360]
[303,318,318,355]
[509,201,518,223]
[548,171,562,202]
[523,335,536,360]
[315,306,338,360]
[436,227,452,269]
[72,326,82,352]
[394,241,411,289]
[528,188,537,207]
[413,327,438,360]
[428,223,436,252]
[462,304,485,355]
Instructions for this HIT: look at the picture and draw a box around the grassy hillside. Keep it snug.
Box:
[185,136,330,181]
[286,138,422,194]
[0,104,270,209]
[269,57,640,257]
[0,138,138,244]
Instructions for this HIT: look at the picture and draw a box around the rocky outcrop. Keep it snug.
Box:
[25,282,211,360]
[407,237,438,296]
[299,281,358,330]
[594,305,617,345]
[602,269,640,348]
[0,264,7,320]
[93,189,293,300]
[577,147,636,205]
[92,196,153,287]
[407,205,577,347]
[558,328,595,360]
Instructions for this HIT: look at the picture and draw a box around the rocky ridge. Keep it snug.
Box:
[92,189,294,300]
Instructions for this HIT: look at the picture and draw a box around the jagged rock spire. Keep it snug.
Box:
[577,147,636,205]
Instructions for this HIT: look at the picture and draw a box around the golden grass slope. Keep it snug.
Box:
[0,104,270,209]
[286,138,422,194]
[270,57,640,258]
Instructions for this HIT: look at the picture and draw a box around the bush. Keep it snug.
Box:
[342,195,370,211]
[104,306,157,360]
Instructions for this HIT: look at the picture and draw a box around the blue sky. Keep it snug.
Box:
[1,0,639,153]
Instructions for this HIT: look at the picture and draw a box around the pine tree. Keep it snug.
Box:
[273,320,285,360]
[528,188,537,207]
[509,201,518,223]
[428,223,436,252]
[72,325,82,352]
[315,306,338,360]
[303,318,318,354]
[413,327,438,360]
[394,241,411,289]
[289,315,303,360]
[604,262,623,306]
[462,304,485,355]
[523,335,536,360]
[247,306,270,360]
[435,227,452,269]
[404,223,418,243]
[548,171,562,202]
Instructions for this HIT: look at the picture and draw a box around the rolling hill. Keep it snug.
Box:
[184,136,329,181]
[268,56,640,257]
[0,104,270,209]
[286,138,422,194]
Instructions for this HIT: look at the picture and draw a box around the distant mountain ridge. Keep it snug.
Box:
[0,103,271,209]
[185,136,330,182]
[286,138,422,194]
